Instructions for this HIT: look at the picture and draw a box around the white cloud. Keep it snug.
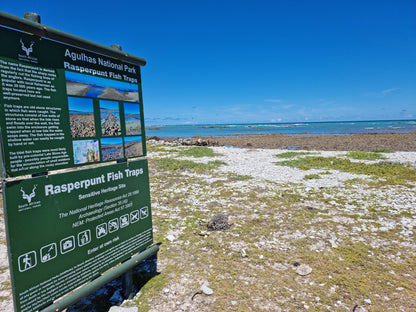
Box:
[283,104,295,109]
[381,88,399,95]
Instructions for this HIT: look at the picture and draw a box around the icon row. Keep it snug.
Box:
[17,207,149,272]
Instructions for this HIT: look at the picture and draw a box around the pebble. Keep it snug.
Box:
[295,264,312,276]
[241,248,247,258]
[200,284,214,295]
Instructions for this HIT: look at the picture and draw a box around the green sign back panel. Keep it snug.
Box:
[3,159,153,312]
[0,25,146,177]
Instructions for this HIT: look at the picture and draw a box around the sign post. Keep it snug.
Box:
[0,11,156,312]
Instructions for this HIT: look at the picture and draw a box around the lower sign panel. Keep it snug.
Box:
[3,159,153,312]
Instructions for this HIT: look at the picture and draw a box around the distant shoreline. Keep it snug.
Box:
[149,132,416,151]
[145,120,416,139]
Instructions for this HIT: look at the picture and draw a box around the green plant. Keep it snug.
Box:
[154,157,226,173]
[276,156,416,185]
[304,174,321,180]
[346,151,386,160]
[275,151,315,158]
[178,147,223,158]
[371,149,394,153]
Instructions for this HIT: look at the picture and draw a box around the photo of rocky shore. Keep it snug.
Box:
[68,97,96,138]
[124,103,142,135]
[100,100,121,136]
[65,71,139,102]
[100,137,124,161]
[124,136,143,158]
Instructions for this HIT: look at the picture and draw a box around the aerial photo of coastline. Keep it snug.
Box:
[124,103,142,135]
[124,136,143,158]
[65,71,139,102]
[100,100,121,136]
[100,137,124,161]
[68,97,96,138]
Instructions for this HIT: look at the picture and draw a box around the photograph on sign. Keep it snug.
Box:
[100,100,121,136]
[124,136,143,158]
[124,103,142,135]
[0,25,146,177]
[68,97,96,138]
[101,137,124,161]
[65,70,139,101]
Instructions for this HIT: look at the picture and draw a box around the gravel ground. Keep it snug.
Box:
[1,145,415,311]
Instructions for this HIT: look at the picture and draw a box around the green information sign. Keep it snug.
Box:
[3,159,153,312]
[0,25,146,177]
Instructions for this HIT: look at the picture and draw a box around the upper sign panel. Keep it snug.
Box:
[0,26,146,177]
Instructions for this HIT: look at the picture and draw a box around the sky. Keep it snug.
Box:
[2,0,416,125]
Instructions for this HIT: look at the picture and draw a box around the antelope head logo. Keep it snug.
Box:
[20,39,34,57]
[21,185,37,203]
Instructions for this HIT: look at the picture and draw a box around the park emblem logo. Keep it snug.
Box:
[20,184,37,203]
[18,184,41,212]
[18,37,38,63]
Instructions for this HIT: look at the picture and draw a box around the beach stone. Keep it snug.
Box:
[200,284,214,295]
[353,305,368,312]
[207,213,230,231]
[296,264,312,276]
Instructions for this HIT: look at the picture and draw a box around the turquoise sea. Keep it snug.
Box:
[145,120,416,138]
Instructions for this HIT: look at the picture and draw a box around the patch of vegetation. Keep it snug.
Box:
[153,157,226,173]
[178,147,223,158]
[227,173,253,181]
[275,151,315,158]
[346,151,386,160]
[276,156,416,185]
[146,143,174,153]
[304,174,321,180]
[371,149,394,153]
[131,267,170,312]
[0,280,11,289]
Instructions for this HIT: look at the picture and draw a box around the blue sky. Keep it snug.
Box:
[124,103,140,116]
[99,100,119,112]
[67,97,93,113]
[2,0,415,125]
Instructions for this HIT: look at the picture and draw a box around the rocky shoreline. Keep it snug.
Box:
[148,132,416,151]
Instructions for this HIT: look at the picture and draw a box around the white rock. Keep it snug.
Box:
[296,264,312,276]
[166,234,175,242]
[201,284,214,295]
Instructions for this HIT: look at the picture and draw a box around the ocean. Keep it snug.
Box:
[145,120,416,139]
